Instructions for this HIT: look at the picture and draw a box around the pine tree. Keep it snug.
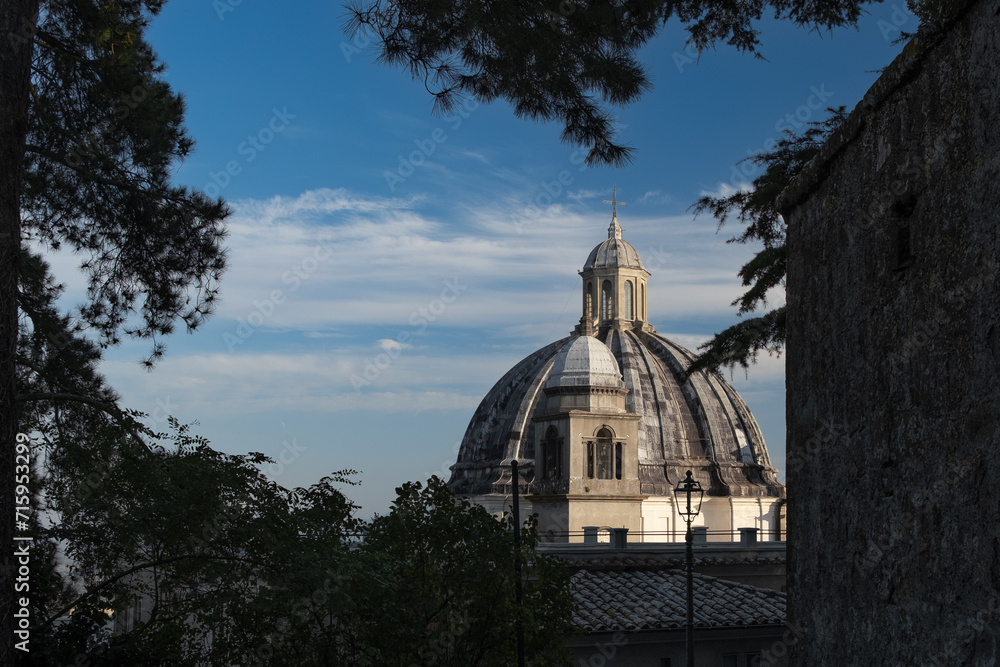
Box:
[345,0,867,165]
[1,2,227,658]
[686,107,848,373]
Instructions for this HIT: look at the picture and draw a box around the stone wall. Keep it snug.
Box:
[780,0,1000,663]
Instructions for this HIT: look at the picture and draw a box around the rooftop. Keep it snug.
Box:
[570,567,786,633]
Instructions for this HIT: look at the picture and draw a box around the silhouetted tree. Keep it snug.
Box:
[687,107,847,373]
[345,0,868,165]
[1,1,227,657]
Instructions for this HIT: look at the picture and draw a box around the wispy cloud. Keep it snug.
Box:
[92,186,784,502]
[637,189,673,205]
[699,182,752,200]
[213,188,768,336]
[378,338,414,353]
[567,188,606,203]
[233,188,419,227]
[458,150,491,165]
[102,349,508,416]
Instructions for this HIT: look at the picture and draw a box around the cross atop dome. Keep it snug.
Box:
[601,187,626,239]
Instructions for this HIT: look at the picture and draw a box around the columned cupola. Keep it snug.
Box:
[577,189,651,335]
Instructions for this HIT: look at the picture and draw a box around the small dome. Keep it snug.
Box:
[583,217,646,271]
[544,336,623,389]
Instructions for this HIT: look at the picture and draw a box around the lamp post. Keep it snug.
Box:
[511,460,525,667]
[673,470,704,667]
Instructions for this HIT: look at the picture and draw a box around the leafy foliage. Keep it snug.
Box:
[346,0,866,166]
[28,417,362,666]
[25,435,574,667]
[686,106,847,374]
[358,477,575,666]
[3,2,228,654]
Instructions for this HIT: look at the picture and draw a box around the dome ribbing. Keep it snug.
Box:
[448,328,783,499]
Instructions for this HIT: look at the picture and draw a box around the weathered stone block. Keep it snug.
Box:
[781,0,1000,662]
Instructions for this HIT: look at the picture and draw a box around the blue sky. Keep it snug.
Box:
[55,0,917,516]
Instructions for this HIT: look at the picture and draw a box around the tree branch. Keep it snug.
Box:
[39,552,264,630]
[16,391,153,454]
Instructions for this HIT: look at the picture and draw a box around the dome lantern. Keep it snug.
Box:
[578,190,651,334]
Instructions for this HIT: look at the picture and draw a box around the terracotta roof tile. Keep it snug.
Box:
[570,567,786,633]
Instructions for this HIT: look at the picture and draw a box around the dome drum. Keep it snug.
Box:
[543,384,629,414]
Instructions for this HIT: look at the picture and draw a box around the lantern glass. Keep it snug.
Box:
[673,470,704,524]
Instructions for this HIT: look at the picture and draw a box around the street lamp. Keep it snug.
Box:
[673,470,704,667]
[511,460,525,667]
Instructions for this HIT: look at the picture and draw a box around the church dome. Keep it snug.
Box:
[545,336,623,389]
[449,203,784,503]
[449,328,783,498]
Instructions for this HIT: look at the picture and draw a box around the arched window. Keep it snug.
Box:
[601,280,612,320]
[624,281,634,320]
[585,282,593,318]
[596,428,613,479]
[542,426,562,480]
[586,428,623,480]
